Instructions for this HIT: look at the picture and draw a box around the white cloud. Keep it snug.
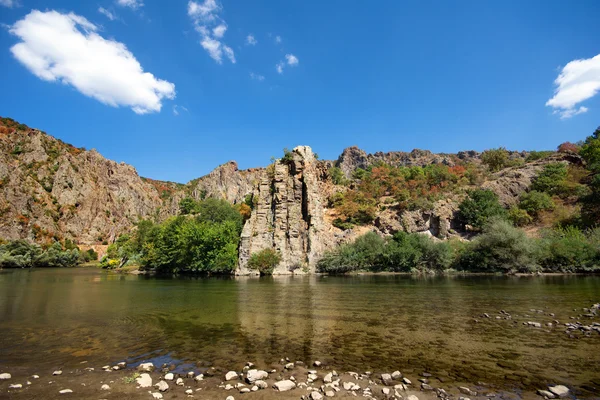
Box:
[9,10,175,114]
[212,24,226,38]
[285,54,299,66]
[116,0,143,9]
[173,105,189,116]
[276,54,299,74]
[276,62,284,74]
[546,53,600,119]
[246,34,257,45]
[188,0,235,64]
[98,7,117,21]
[275,35,282,44]
[250,72,264,81]
[0,0,18,8]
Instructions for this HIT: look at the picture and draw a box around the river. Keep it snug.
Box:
[0,268,598,397]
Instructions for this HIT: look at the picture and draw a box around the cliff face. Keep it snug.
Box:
[0,124,169,244]
[237,146,335,275]
[0,117,582,274]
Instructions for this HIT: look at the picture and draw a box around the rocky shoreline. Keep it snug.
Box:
[0,358,580,400]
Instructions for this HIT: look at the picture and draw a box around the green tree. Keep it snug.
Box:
[531,163,568,195]
[179,197,198,215]
[247,248,282,275]
[518,190,554,217]
[481,148,510,172]
[458,189,506,229]
[329,166,348,185]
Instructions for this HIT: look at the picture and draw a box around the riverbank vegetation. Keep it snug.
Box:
[100,197,244,274]
[0,239,97,268]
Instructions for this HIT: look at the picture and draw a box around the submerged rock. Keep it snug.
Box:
[9,384,22,389]
[246,369,268,383]
[59,389,73,394]
[0,373,11,380]
[548,385,569,397]
[537,389,556,398]
[101,384,110,390]
[137,362,155,372]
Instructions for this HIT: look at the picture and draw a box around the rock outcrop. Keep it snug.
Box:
[237,146,335,275]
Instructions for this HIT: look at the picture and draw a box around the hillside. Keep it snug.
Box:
[0,117,596,274]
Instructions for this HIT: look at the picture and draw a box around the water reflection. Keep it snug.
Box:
[0,269,598,396]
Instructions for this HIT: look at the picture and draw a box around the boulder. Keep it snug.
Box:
[311,391,324,400]
[381,373,393,386]
[0,373,11,380]
[548,385,569,397]
[274,380,296,391]
[136,373,152,388]
[137,363,155,372]
[155,380,169,392]
[225,371,239,381]
[246,369,268,383]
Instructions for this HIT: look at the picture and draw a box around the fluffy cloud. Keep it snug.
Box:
[546,53,600,119]
[116,0,143,9]
[276,54,299,74]
[188,0,235,64]
[9,10,175,114]
[250,72,264,81]
[0,0,18,8]
[246,34,257,45]
[285,54,299,66]
[98,7,117,21]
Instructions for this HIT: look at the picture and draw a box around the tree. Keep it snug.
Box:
[179,197,198,215]
[329,166,348,185]
[531,163,568,195]
[247,249,282,275]
[518,191,554,217]
[481,148,510,172]
[458,189,506,229]
[580,127,600,225]
[557,142,580,153]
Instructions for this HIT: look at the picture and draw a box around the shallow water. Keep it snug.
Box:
[0,269,599,396]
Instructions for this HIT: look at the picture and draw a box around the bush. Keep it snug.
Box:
[557,142,580,154]
[481,148,510,172]
[518,191,554,217]
[458,189,506,229]
[526,151,554,162]
[508,207,533,227]
[0,240,81,268]
[537,227,600,272]
[456,218,538,272]
[531,163,568,195]
[329,166,348,185]
[247,248,282,275]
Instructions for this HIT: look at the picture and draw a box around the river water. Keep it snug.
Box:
[0,268,598,397]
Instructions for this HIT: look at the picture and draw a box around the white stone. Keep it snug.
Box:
[53,371,63,376]
[548,385,569,397]
[285,363,295,370]
[186,389,193,395]
[274,380,296,391]
[187,371,195,378]
[240,388,250,393]
[382,388,391,395]
[314,361,322,367]
[537,389,556,398]
[195,374,204,382]
[32,375,39,379]
[59,389,73,394]
[155,380,169,392]
[112,366,120,371]
[101,384,111,390]
[9,384,22,389]
[164,373,174,381]
[325,390,335,397]
[136,373,152,388]
[251,385,259,392]
[402,377,412,385]
[311,391,324,400]
[323,373,333,383]
[137,362,155,372]
[407,396,419,400]
[225,371,239,381]
[152,393,163,399]
[226,396,235,400]
[176,378,184,386]
[255,380,268,389]
[0,373,11,380]
[246,369,268,383]
[391,371,402,379]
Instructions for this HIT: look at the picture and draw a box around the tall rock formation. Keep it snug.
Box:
[237,146,333,275]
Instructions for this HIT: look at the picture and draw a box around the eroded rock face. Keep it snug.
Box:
[237,146,334,275]
[188,161,260,205]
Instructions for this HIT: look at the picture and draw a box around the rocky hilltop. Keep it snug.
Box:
[0,117,580,274]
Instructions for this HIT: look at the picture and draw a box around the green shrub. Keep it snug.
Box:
[247,248,282,275]
[481,148,510,172]
[526,151,554,162]
[458,189,506,229]
[0,240,80,268]
[456,218,538,273]
[518,191,554,217]
[329,166,348,185]
[536,227,600,272]
[508,207,533,227]
[531,163,568,195]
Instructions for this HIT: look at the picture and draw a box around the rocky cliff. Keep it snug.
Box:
[237,146,335,275]
[0,117,580,274]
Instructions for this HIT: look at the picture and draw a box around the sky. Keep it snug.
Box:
[0,0,599,183]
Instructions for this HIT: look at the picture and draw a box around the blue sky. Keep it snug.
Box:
[0,0,599,183]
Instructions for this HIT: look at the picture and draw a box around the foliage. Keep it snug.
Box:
[179,197,197,215]
[102,198,244,274]
[329,166,348,185]
[0,240,81,268]
[247,248,282,275]
[537,227,600,272]
[317,231,453,273]
[526,151,554,162]
[518,191,554,217]
[580,127,600,225]
[455,218,538,273]
[481,148,510,172]
[458,189,506,229]
[557,142,580,153]
[531,163,568,195]
[508,207,533,227]
[281,148,294,164]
